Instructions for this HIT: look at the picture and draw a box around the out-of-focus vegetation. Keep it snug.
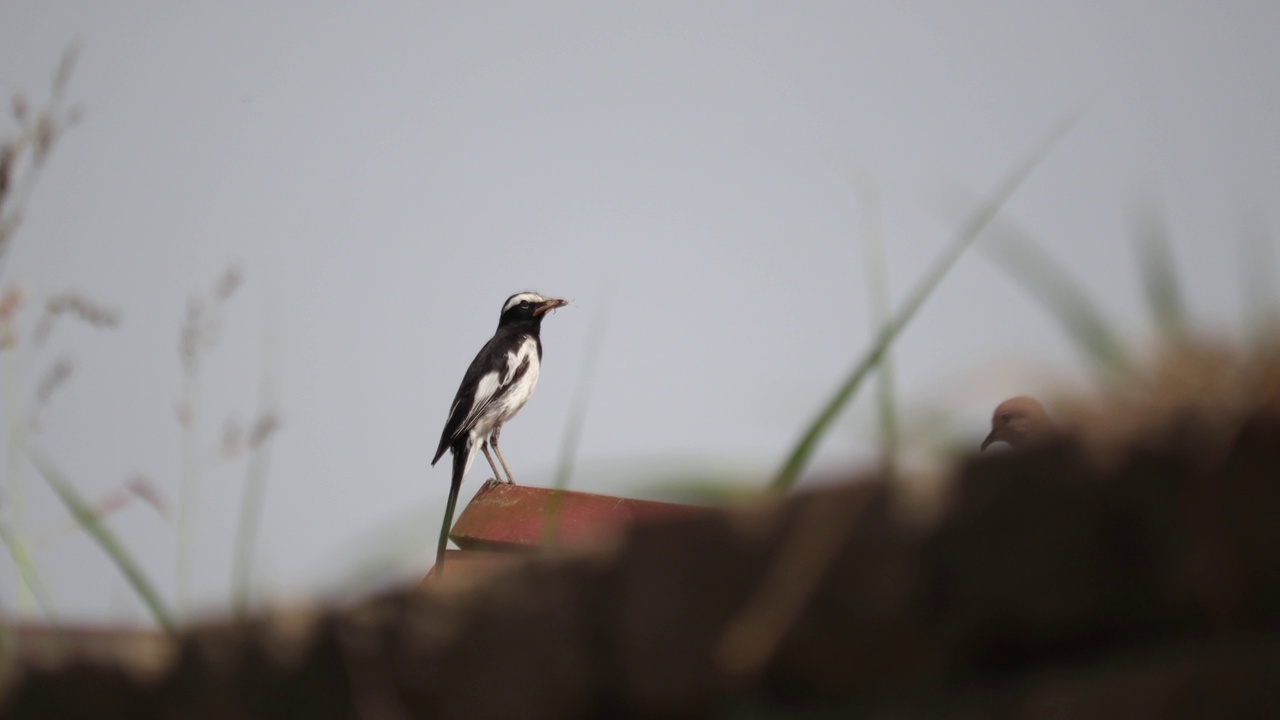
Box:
[1,50,279,632]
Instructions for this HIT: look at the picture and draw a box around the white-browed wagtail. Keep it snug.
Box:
[431,291,568,575]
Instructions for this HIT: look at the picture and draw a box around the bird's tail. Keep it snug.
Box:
[434,443,467,578]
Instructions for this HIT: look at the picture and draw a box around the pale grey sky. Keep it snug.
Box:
[2,2,1277,623]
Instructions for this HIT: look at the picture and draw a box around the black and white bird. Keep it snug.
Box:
[431,291,568,576]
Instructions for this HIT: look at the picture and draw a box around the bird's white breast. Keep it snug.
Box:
[470,336,540,439]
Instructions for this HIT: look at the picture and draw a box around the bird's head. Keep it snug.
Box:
[498,291,568,326]
[981,396,1052,451]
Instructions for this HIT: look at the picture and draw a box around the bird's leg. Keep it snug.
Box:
[479,441,504,483]
[490,424,517,484]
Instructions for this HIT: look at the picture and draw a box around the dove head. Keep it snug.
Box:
[982,396,1053,451]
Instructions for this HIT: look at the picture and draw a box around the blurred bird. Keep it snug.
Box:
[432,291,568,576]
[981,396,1054,451]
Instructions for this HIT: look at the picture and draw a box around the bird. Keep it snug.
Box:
[981,396,1054,451]
[431,291,568,577]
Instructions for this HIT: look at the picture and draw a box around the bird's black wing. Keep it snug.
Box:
[432,328,530,464]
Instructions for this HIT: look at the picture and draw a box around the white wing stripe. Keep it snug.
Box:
[456,370,501,433]
[456,337,540,440]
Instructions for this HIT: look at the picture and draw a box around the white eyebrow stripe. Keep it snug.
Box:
[503,292,546,313]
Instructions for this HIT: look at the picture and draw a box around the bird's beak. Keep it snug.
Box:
[980,429,999,452]
[533,298,568,317]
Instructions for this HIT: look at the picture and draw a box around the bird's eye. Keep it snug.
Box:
[519,300,530,309]
[1000,412,1011,422]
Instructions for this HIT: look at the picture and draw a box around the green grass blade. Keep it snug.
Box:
[847,173,901,477]
[176,371,199,617]
[231,303,279,617]
[24,445,175,632]
[231,438,275,617]
[981,218,1135,382]
[1131,202,1188,343]
[772,119,1078,492]
[543,299,607,548]
[0,607,9,658]
[0,516,57,619]
[3,348,40,617]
